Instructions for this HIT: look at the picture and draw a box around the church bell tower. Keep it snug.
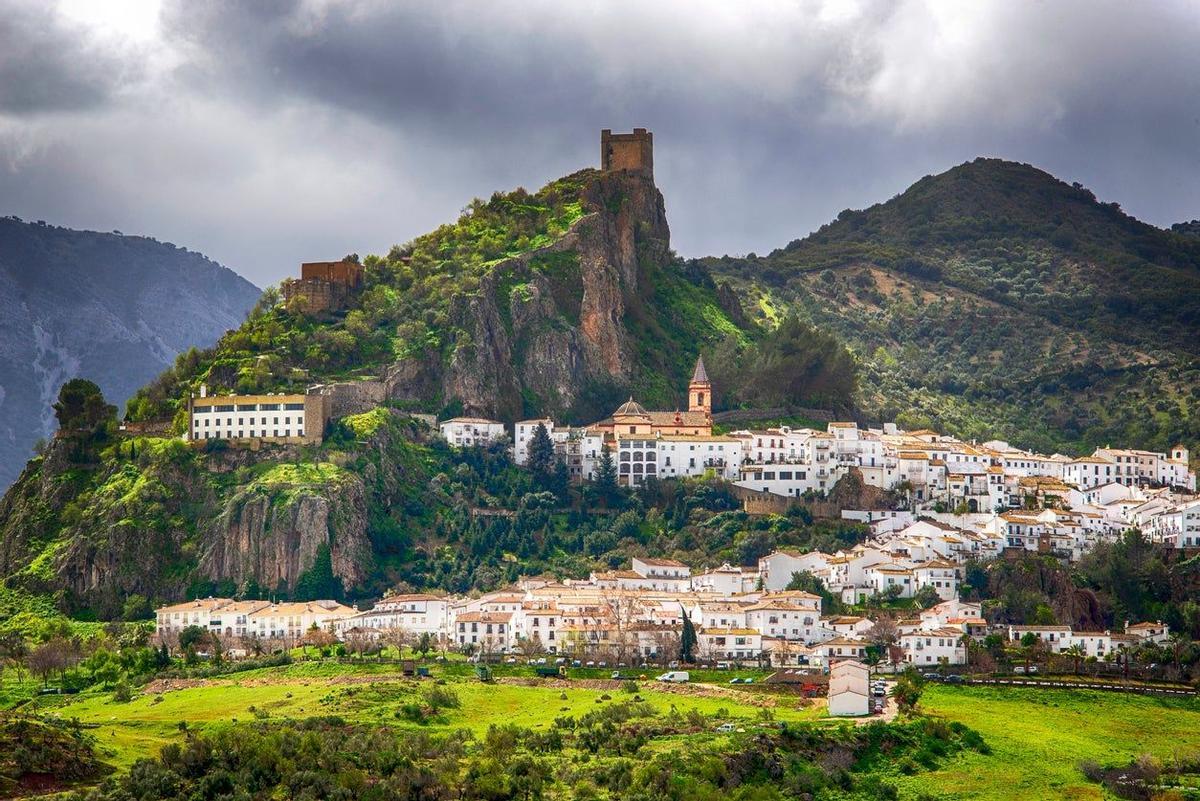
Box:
[688,356,712,416]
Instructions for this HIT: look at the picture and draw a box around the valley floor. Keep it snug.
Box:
[9,663,1199,799]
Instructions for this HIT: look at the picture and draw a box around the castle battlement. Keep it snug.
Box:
[281,258,363,315]
[601,128,653,177]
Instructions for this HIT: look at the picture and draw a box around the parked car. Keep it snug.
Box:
[872,687,885,697]
[657,671,690,683]
[716,661,731,670]
[715,722,736,733]
[945,674,965,684]
[922,672,941,681]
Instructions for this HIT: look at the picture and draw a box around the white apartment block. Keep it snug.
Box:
[187,386,330,445]
[438,417,506,448]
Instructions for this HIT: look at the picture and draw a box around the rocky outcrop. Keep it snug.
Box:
[201,478,370,592]
[1,430,385,616]
[390,169,671,420]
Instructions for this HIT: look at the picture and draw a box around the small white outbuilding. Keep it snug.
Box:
[828,658,871,717]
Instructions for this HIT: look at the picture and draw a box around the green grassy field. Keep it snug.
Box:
[28,661,817,770]
[897,684,1200,800]
[18,663,1200,799]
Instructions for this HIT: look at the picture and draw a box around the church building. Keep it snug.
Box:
[579,357,745,486]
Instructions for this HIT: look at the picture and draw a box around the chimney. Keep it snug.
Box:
[199,384,207,398]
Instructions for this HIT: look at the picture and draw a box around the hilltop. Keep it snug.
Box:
[704,158,1200,454]
[0,218,261,489]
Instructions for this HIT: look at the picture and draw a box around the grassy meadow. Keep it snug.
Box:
[901,684,1200,800]
[11,660,1199,798]
[24,660,818,770]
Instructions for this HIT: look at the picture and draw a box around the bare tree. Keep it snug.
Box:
[301,625,337,659]
[650,629,682,665]
[602,591,646,666]
[380,627,412,660]
[240,632,265,658]
[343,630,372,660]
[867,614,899,651]
[27,637,79,687]
[517,633,545,658]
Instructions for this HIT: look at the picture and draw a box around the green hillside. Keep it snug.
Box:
[705,158,1200,455]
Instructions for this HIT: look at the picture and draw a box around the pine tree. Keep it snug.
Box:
[680,604,697,664]
[595,444,618,507]
[550,459,571,503]
[528,423,555,481]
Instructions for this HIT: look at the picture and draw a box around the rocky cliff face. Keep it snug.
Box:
[0,217,261,490]
[403,169,671,420]
[1,429,386,617]
[200,475,371,592]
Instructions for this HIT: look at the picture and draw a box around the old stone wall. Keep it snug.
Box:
[310,379,391,418]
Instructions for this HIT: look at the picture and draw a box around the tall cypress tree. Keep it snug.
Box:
[595,444,618,507]
[528,423,555,482]
[680,604,697,664]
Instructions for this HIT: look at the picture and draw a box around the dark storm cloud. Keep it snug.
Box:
[1,1,1199,286]
[0,3,138,114]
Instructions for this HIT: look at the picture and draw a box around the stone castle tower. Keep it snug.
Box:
[688,356,711,416]
[601,128,653,177]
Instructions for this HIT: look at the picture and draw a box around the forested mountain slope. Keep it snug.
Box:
[0,218,260,489]
[705,158,1200,454]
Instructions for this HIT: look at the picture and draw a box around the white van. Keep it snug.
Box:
[656,671,690,683]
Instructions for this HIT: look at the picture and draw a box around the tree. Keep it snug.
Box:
[0,632,28,684]
[301,624,337,658]
[26,637,79,687]
[1063,643,1086,675]
[380,627,412,659]
[594,444,619,507]
[415,632,435,660]
[53,378,117,437]
[1019,632,1042,673]
[786,570,839,615]
[293,545,343,601]
[866,615,899,655]
[679,605,697,665]
[177,625,209,654]
[912,585,941,609]
[121,594,152,622]
[516,634,544,659]
[893,668,924,714]
[528,423,555,482]
[344,630,372,660]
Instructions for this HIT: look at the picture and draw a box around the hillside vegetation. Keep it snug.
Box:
[706,158,1200,455]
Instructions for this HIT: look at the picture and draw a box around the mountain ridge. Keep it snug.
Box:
[704,156,1200,456]
[0,216,261,489]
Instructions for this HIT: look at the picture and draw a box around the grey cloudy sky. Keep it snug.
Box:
[2,0,1199,288]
